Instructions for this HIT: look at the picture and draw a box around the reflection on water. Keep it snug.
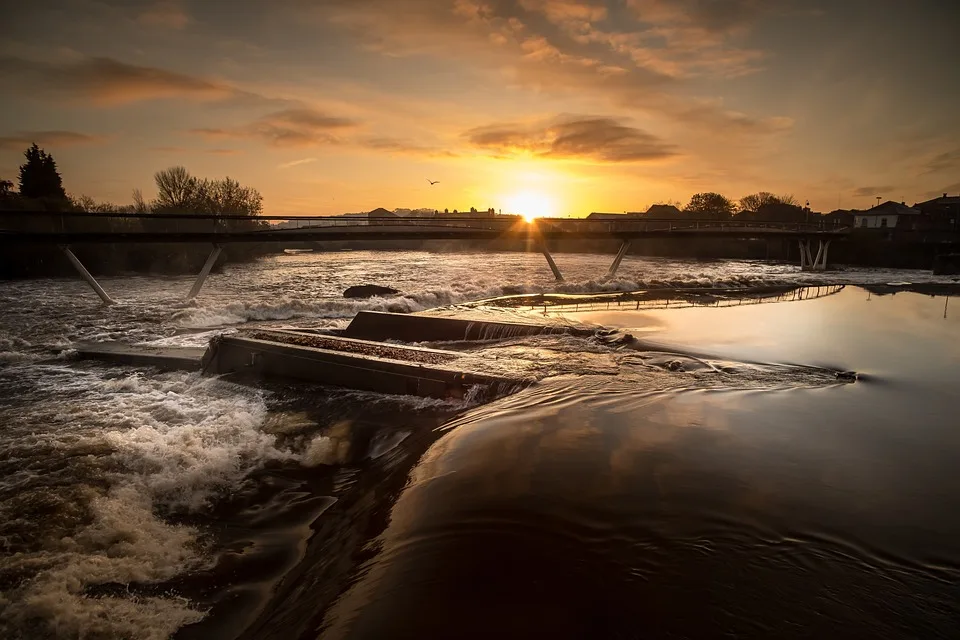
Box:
[318,288,960,639]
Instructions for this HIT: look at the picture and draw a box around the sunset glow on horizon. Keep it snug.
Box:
[1,1,958,216]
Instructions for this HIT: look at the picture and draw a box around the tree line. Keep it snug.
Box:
[1,144,262,217]
[652,191,822,223]
[0,145,271,278]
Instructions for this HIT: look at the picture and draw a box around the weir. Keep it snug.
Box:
[70,313,596,398]
[342,311,596,342]
[202,333,521,400]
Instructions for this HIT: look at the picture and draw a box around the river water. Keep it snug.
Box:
[0,251,957,639]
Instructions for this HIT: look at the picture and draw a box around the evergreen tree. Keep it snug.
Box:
[18,144,67,200]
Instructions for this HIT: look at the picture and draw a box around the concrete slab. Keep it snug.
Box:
[342,311,596,342]
[203,335,522,399]
[74,342,205,371]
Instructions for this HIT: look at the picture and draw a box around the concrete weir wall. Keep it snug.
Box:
[202,335,518,399]
[343,310,596,342]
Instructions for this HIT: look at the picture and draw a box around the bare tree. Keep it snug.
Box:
[132,188,148,213]
[154,166,200,212]
[739,192,798,212]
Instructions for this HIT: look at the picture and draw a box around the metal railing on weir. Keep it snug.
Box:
[481,285,847,314]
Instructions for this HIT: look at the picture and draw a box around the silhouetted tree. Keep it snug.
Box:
[685,192,733,219]
[739,192,797,213]
[132,188,149,213]
[154,166,201,212]
[18,144,67,200]
[202,177,263,216]
[0,179,12,197]
[152,167,262,216]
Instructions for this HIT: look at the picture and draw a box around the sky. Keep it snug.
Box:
[1,0,958,216]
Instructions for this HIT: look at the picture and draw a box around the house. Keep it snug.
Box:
[913,194,960,230]
[586,212,628,220]
[368,207,403,225]
[642,204,684,218]
[854,201,920,230]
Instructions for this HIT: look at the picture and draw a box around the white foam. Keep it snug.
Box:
[2,487,205,639]
[0,370,294,637]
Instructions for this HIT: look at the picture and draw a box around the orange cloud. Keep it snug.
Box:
[0,130,106,151]
[190,108,359,147]
[0,56,251,105]
[465,116,677,163]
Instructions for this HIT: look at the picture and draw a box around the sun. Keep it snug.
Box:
[506,189,556,222]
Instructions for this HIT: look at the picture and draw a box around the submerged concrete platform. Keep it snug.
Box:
[74,342,205,371]
[73,312,587,398]
[202,333,521,399]
[342,310,596,342]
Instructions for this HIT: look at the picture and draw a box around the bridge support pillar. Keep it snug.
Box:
[819,240,831,271]
[540,243,564,282]
[187,244,222,300]
[799,239,831,271]
[60,246,114,305]
[607,240,631,277]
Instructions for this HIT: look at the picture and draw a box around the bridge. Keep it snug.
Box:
[0,210,848,304]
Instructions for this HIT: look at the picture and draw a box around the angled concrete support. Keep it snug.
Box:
[819,240,831,271]
[607,240,632,277]
[60,246,114,305]
[187,244,222,300]
[540,243,564,282]
[799,239,831,271]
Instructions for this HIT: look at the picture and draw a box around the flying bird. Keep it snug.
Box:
[427,179,439,185]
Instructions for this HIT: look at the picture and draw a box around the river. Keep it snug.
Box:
[0,251,957,639]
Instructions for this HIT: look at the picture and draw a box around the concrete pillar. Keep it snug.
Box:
[812,239,825,271]
[540,243,563,281]
[798,240,807,270]
[607,240,631,277]
[186,245,223,300]
[60,246,114,305]
[819,240,831,271]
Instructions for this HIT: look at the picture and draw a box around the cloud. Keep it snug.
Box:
[627,0,778,34]
[362,137,458,157]
[303,0,789,137]
[927,182,960,198]
[852,185,895,197]
[924,148,960,174]
[0,130,105,151]
[0,55,253,105]
[278,157,318,169]
[190,108,359,147]
[464,115,676,162]
[150,146,241,155]
[138,1,190,29]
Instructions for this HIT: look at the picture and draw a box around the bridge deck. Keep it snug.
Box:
[0,213,849,244]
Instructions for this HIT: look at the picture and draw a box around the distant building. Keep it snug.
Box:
[913,194,960,230]
[368,207,402,225]
[643,204,683,218]
[586,212,628,220]
[854,201,920,230]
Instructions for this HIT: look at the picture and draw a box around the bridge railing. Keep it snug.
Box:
[0,210,849,236]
